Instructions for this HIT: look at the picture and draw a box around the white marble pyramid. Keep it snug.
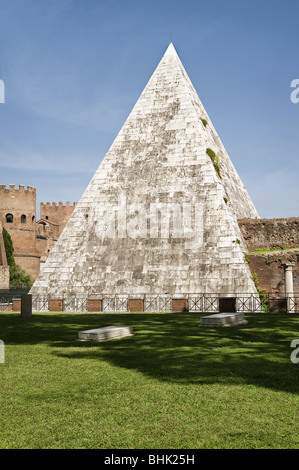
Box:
[31,43,259,302]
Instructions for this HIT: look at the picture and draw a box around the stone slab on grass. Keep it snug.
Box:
[78,325,133,342]
[200,312,248,327]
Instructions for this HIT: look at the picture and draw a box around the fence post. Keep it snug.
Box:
[21,294,32,318]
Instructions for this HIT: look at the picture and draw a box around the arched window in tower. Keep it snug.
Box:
[21,214,27,224]
[6,213,13,223]
[32,216,35,223]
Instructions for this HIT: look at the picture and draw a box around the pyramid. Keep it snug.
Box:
[30,43,259,304]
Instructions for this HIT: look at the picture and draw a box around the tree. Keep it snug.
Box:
[2,228,34,287]
[2,227,15,267]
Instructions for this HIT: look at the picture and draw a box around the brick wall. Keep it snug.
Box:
[0,186,77,280]
[12,299,21,312]
[0,185,36,253]
[87,299,102,312]
[238,218,299,251]
[14,254,41,280]
[238,218,299,295]
[40,202,76,236]
[49,299,63,312]
[246,250,299,296]
[0,185,39,279]
[128,299,144,312]
[172,298,188,312]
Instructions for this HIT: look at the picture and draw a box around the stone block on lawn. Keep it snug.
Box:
[78,325,133,342]
[200,312,248,327]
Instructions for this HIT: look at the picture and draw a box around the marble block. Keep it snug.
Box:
[78,325,133,342]
[200,312,248,327]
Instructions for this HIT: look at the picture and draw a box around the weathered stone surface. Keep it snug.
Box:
[0,265,9,290]
[238,218,299,252]
[21,294,32,318]
[30,43,259,301]
[200,312,248,327]
[78,325,133,342]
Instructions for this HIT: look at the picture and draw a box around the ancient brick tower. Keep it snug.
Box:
[0,184,40,278]
[30,43,260,305]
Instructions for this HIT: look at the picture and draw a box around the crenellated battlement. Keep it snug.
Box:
[40,200,77,236]
[0,183,36,219]
[40,201,77,209]
[0,184,36,194]
[0,184,77,280]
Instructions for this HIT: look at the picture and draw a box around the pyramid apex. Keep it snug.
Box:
[164,42,178,58]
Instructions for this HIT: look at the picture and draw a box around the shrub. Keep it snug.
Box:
[9,264,34,287]
[206,148,216,161]
[206,148,222,179]
[251,273,270,313]
[213,153,222,179]
[201,118,208,127]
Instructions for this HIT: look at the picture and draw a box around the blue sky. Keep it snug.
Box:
[0,0,298,218]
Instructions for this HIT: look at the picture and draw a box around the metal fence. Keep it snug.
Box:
[144,295,172,313]
[2,292,299,314]
[0,288,31,312]
[287,296,299,313]
[102,296,128,312]
[187,294,263,313]
[0,294,14,311]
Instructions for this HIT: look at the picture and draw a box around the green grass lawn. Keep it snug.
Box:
[0,312,298,449]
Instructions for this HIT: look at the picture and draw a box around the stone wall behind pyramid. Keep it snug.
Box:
[31,43,259,299]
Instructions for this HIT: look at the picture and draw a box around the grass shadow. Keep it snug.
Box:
[1,312,299,394]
